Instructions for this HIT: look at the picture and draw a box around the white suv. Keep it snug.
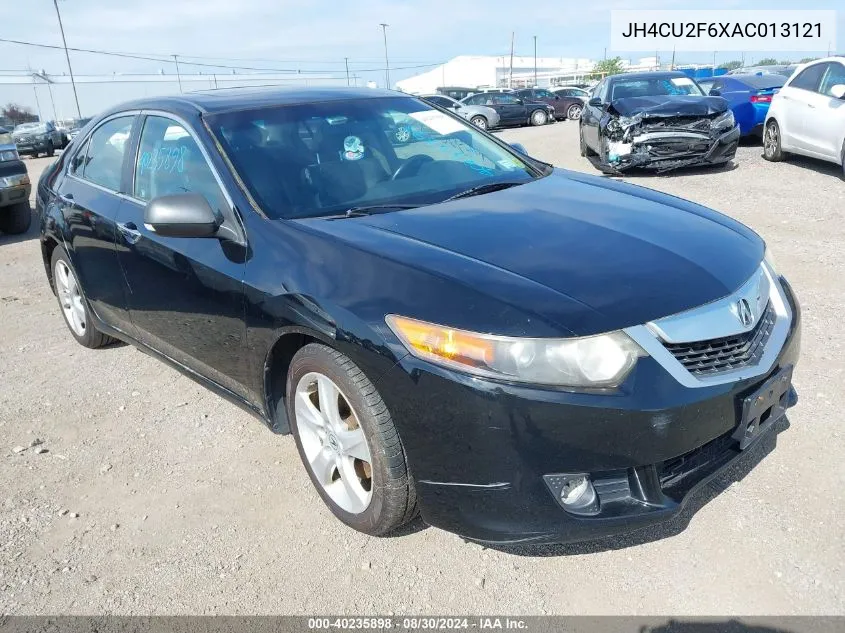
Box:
[763,56,845,177]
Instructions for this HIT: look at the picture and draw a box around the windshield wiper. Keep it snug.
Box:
[441,181,524,203]
[341,204,420,217]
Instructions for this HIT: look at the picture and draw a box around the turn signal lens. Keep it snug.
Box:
[386,315,646,388]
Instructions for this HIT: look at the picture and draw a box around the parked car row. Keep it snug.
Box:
[577,56,845,179]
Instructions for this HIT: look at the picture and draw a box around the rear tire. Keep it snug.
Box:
[287,343,417,536]
[567,103,583,120]
[762,120,784,162]
[530,109,548,126]
[50,246,115,349]
[46,141,55,158]
[0,201,32,235]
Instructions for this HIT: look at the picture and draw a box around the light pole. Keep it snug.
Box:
[173,54,183,93]
[533,36,537,87]
[52,0,81,118]
[344,57,350,87]
[379,23,390,89]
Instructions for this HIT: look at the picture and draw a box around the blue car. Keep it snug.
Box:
[699,74,786,137]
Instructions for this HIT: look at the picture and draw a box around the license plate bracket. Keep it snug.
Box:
[734,365,793,450]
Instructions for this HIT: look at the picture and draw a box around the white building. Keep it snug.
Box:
[395,55,595,93]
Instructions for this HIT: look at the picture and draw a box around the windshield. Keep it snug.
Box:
[14,122,45,133]
[609,76,705,100]
[205,96,539,219]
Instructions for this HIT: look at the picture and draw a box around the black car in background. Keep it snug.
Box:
[514,87,585,121]
[12,120,66,157]
[37,87,799,544]
[460,91,555,126]
[580,71,740,173]
[435,86,476,101]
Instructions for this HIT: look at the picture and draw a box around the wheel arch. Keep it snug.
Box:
[262,326,335,435]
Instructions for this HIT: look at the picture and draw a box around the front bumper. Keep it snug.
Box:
[0,184,31,208]
[14,140,50,155]
[602,124,740,174]
[377,277,801,544]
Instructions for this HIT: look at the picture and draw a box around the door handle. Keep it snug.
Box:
[117,221,142,244]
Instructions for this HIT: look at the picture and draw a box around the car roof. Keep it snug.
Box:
[607,71,691,82]
[99,86,405,118]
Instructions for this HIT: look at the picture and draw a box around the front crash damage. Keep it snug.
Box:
[596,96,740,174]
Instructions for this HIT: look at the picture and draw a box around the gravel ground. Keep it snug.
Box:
[1,122,843,615]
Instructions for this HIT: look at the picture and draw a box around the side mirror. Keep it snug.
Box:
[514,98,524,105]
[708,88,722,96]
[510,142,529,155]
[144,193,221,238]
[588,97,603,107]
[452,103,462,110]
[554,95,560,100]
[830,84,845,99]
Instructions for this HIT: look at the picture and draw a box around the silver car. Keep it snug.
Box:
[421,94,501,130]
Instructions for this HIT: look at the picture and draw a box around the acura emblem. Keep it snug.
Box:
[735,298,754,327]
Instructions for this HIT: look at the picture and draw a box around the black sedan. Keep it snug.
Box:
[514,87,584,121]
[37,87,800,544]
[580,71,741,174]
[460,91,555,127]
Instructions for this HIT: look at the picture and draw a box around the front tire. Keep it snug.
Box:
[0,201,32,235]
[762,120,784,162]
[50,246,114,349]
[46,141,55,158]
[530,109,548,126]
[470,115,488,130]
[287,343,417,536]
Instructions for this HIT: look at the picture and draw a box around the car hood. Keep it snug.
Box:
[608,95,729,117]
[300,170,762,335]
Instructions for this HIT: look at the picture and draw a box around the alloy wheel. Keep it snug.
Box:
[294,371,373,514]
[471,116,487,130]
[394,126,411,143]
[764,123,778,158]
[54,260,86,337]
[568,104,583,120]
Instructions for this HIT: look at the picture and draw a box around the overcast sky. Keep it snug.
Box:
[1,0,842,120]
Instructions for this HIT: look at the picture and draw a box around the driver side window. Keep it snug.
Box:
[819,63,845,97]
[133,116,227,216]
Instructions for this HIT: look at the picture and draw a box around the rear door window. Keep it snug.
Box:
[82,116,134,191]
[789,63,827,93]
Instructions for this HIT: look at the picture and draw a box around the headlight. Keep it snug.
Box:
[386,315,647,388]
[0,149,19,162]
[0,174,30,188]
[711,110,735,129]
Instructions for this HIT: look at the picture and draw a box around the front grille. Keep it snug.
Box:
[663,302,776,376]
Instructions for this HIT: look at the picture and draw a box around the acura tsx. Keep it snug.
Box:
[36,87,800,544]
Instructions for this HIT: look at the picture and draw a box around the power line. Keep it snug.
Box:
[0,37,445,74]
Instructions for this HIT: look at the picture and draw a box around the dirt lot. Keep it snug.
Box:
[1,122,843,615]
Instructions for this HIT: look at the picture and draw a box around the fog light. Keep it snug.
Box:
[560,475,596,508]
[544,472,599,515]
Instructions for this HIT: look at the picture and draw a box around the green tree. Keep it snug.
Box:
[757,58,779,65]
[779,60,792,65]
[718,60,743,71]
[799,57,818,63]
[589,56,625,79]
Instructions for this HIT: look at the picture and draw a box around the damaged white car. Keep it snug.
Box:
[580,71,740,174]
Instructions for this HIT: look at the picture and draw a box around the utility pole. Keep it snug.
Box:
[670,47,676,71]
[713,50,717,69]
[344,57,350,86]
[52,0,81,118]
[379,24,390,89]
[533,36,537,87]
[509,32,515,89]
[173,54,183,93]
[31,84,43,121]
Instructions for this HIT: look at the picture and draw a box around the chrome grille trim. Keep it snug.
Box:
[624,262,792,388]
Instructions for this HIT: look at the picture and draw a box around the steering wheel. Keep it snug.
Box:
[391,154,434,181]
